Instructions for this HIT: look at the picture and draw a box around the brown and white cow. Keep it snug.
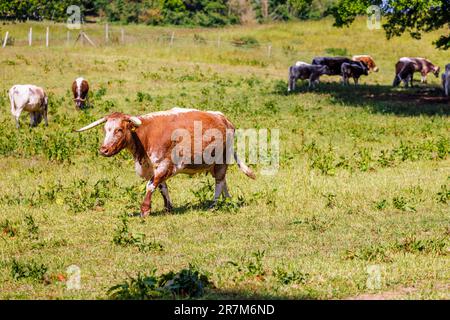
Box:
[352,55,379,72]
[9,84,48,128]
[72,77,89,110]
[397,57,440,84]
[393,61,415,87]
[76,107,256,217]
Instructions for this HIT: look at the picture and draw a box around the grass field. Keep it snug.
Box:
[0,17,449,300]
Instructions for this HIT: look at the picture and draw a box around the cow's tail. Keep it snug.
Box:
[234,151,256,179]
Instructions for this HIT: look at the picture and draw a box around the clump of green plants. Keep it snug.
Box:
[344,236,448,262]
[66,178,114,213]
[392,196,416,212]
[10,259,48,283]
[273,267,309,285]
[436,184,449,204]
[231,36,260,48]
[107,265,211,299]
[290,215,330,232]
[1,219,18,237]
[113,214,163,252]
[228,250,266,279]
[24,214,39,240]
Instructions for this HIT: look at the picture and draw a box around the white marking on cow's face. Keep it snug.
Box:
[103,119,122,146]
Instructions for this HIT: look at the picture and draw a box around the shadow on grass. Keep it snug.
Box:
[129,199,247,217]
[204,288,318,300]
[287,81,450,116]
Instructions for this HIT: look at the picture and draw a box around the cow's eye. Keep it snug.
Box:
[116,128,123,134]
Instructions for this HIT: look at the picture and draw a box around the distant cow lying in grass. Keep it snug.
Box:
[393,61,416,87]
[442,64,450,96]
[76,107,256,217]
[341,61,369,85]
[288,63,330,91]
[9,84,48,128]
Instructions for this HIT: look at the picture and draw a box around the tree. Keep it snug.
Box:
[328,0,450,50]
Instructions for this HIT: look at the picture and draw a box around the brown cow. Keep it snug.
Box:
[76,107,256,217]
[397,57,440,84]
[352,55,379,72]
[72,77,89,110]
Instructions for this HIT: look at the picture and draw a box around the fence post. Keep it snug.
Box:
[121,28,124,44]
[29,27,32,46]
[217,36,221,48]
[67,31,70,44]
[105,23,109,44]
[267,44,272,58]
[2,31,9,48]
[170,31,174,46]
[46,27,49,47]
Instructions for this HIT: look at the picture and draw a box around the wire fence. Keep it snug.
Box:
[0,23,317,65]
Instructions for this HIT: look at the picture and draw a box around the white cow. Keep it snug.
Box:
[9,85,48,128]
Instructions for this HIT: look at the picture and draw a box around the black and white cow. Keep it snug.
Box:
[341,62,369,85]
[311,57,355,76]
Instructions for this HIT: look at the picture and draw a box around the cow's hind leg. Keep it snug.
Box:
[158,182,173,212]
[222,181,231,198]
[210,164,228,208]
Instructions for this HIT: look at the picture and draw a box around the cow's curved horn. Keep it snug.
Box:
[75,117,106,132]
[129,116,142,127]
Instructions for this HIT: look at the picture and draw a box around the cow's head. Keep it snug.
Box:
[74,97,85,109]
[320,65,331,75]
[76,112,142,157]
[433,66,440,78]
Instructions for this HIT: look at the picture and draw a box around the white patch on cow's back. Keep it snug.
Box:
[295,61,309,67]
[140,107,198,119]
[75,77,84,98]
[140,107,223,120]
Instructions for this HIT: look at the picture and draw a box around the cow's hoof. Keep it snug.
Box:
[164,206,173,213]
[140,211,151,218]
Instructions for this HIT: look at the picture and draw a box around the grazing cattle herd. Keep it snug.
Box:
[5,55,449,216]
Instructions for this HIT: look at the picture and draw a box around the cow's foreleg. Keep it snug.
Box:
[421,72,427,83]
[158,182,173,212]
[141,163,171,217]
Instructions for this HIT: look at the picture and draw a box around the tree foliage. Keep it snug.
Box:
[328,0,450,50]
[0,0,337,26]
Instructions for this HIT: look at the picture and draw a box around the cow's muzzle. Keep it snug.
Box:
[99,146,115,157]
